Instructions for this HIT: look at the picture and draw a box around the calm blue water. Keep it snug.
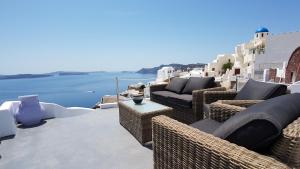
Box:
[0,72,156,108]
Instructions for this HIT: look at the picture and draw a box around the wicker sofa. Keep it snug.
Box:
[152,94,300,169]
[150,77,226,124]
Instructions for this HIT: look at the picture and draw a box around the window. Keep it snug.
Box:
[253,50,255,54]
[261,33,264,37]
[256,34,258,38]
[212,68,215,71]
[248,63,250,66]
[228,59,231,62]
[234,69,240,75]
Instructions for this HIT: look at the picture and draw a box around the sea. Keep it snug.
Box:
[0,72,156,108]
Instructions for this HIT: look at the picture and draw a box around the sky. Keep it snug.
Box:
[0,0,300,74]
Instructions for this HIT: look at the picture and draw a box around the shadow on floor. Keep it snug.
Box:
[18,120,47,129]
[143,142,153,150]
[0,135,15,141]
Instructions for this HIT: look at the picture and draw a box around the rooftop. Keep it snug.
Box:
[0,108,153,169]
[255,27,269,33]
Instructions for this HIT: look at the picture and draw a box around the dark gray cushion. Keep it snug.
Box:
[182,77,215,94]
[234,79,287,100]
[165,78,188,94]
[213,93,300,151]
[168,94,192,108]
[151,91,192,108]
[151,91,176,103]
[190,119,221,134]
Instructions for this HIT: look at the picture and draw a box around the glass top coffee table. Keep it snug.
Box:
[118,99,173,145]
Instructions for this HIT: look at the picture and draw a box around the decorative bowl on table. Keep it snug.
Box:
[131,94,144,104]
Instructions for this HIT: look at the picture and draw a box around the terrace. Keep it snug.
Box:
[1,78,300,169]
[0,108,153,169]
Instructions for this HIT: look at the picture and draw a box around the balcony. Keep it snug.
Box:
[0,108,153,169]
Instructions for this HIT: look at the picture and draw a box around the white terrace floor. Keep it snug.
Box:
[0,108,153,169]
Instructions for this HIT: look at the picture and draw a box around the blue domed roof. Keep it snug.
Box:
[255,27,269,33]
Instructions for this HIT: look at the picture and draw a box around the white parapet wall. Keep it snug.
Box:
[0,101,95,138]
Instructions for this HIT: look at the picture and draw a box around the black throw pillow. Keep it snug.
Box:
[182,77,215,94]
[234,79,287,100]
[165,78,188,94]
[213,93,300,151]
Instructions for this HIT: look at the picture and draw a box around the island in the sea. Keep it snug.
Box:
[0,71,90,80]
[136,63,206,74]
[57,71,89,76]
[0,63,206,80]
[0,74,53,80]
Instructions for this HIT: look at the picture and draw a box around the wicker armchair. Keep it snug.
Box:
[152,102,300,169]
[203,79,289,111]
[150,83,226,124]
[203,90,265,108]
[203,90,238,104]
[202,89,289,119]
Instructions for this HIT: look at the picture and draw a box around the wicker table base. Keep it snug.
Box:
[118,100,173,144]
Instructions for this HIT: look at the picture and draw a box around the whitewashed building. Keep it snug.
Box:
[156,67,175,82]
[205,27,300,83]
[205,54,234,77]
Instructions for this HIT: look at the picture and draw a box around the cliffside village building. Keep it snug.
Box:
[204,27,300,84]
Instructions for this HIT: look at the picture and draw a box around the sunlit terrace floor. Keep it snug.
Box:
[0,108,153,169]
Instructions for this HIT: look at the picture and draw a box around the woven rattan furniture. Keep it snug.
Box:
[152,102,300,169]
[203,79,288,110]
[150,83,225,124]
[202,90,289,118]
[204,90,266,107]
[203,87,289,119]
[118,100,173,144]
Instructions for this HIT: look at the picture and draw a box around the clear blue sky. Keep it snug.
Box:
[1,0,299,74]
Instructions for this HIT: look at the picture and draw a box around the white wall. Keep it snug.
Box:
[206,30,300,80]
[255,32,300,71]
[206,54,234,76]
